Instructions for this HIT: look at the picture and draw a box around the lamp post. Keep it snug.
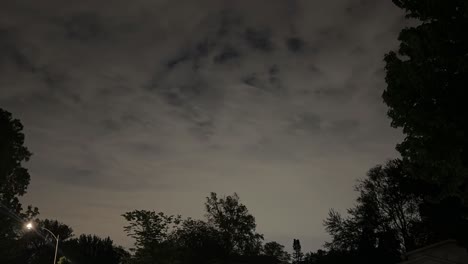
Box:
[26,222,60,264]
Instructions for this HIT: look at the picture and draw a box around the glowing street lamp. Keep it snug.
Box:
[25,222,60,264]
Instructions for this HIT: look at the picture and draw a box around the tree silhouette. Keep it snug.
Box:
[23,219,74,264]
[0,108,32,216]
[385,0,468,199]
[122,210,181,263]
[171,218,227,263]
[0,108,39,264]
[292,239,303,264]
[122,210,180,250]
[384,0,468,244]
[323,160,429,263]
[205,192,264,256]
[122,193,266,263]
[62,234,129,264]
[263,241,290,263]
[356,160,422,251]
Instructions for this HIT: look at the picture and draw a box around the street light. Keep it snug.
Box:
[26,222,60,264]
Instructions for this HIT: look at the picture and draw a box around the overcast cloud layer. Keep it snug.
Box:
[1,0,404,251]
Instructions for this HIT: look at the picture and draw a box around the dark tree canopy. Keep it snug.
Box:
[384,0,468,245]
[263,241,290,263]
[0,108,34,234]
[384,0,468,199]
[122,193,265,263]
[63,234,129,264]
[0,108,38,264]
[171,218,227,263]
[323,160,425,263]
[205,192,264,256]
[356,160,422,251]
[122,210,180,250]
[292,239,303,264]
[39,219,74,241]
[392,0,468,21]
[22,219,74,264]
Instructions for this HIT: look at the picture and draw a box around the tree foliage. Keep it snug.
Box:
[171,218,226,263]
[123,210,180,250]
[22,219,74,264]
[0,108,36,235]
[263,241,290,263]
[122,193,264,263]
[0,108,38,264]
[384,0,468,199]
[357,160,422,250]
[292,239,303,264]
[63,234,129,264]
[205,192,264,256]
[0,108,32,212]
[384,0,468,245]
[323,160,425,263]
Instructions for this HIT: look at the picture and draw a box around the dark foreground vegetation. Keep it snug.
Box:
[2,0,468,263]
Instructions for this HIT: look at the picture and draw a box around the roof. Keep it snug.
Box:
[400,240,468,264]
[406,240,459,258]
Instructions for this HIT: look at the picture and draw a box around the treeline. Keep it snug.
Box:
[2,0,468,263]
[1,105,467,264]
[121,192,283,264]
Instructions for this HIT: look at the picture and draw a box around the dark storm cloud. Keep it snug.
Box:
[242,73,261,87]
[130,142,163,155]
[213,46,241,64]
[290,113,322,132]
[51,166,160,191]
[314,84,358,102]
[59,168,98,185]
[268,65,281,88]
[0,0,406,251]
[40,68,68,89]
[244,28,274,51]
[240,65,282,93]
[61,13,103,41]
[0,29,36,72]
[317,27,347,44]
[286,37,305,53]
[329,119,360,134]
[344,0,380,18]
[166,52,192,69]
[164,11,244,70]
[101,119,121,132]
[216,10,243,37]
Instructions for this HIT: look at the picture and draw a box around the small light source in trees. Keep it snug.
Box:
[26,222,33,230]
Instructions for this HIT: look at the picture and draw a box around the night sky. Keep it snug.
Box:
[1,0,404,251]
